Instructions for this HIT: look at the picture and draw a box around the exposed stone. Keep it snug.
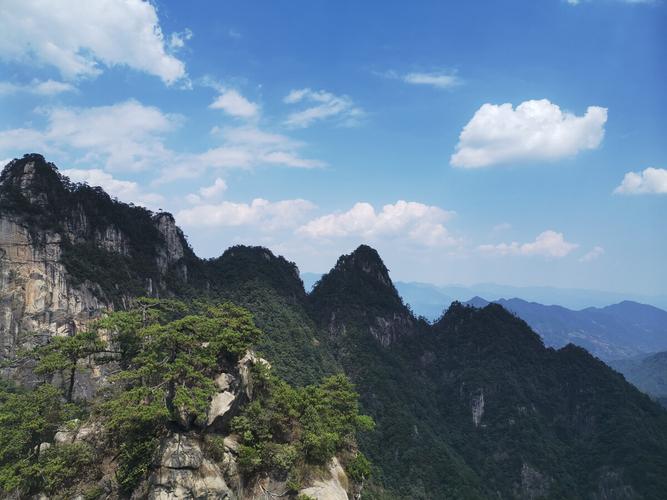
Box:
[148,433,234,500]
[0,216,106,365]
[471,389,484,427]
[207,391,237,427]
[237,351,270,400]
[517,463,551,500]
[369,313,415,347]
[299,457,349,500]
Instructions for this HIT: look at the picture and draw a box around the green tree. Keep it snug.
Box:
[0,382,65,494]
[33,329,107,402]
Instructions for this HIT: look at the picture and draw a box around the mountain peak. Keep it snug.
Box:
[310,245,408,329]
[332,244,393,288]
[205,245,305,298]
[0,154,68,209]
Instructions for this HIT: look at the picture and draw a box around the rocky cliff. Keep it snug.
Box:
[0,154,189,368]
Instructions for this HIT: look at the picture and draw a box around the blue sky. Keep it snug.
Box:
[0,0,665,296]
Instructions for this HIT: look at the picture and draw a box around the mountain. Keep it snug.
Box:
[405,282,667,313]
[308,251,667,498]
[2,155,667,499]
[609,351,667,406]
[465,297,667,361]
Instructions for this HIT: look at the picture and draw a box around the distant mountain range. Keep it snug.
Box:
[301,272,667,317]
[465,297,667,361]
[302,272,667,362]
[609,351,667,407]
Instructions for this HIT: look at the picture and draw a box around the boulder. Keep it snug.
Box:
[299,457,349,500]
[147,433,234,500]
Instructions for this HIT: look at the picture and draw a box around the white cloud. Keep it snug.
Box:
[199,178,227,199]
[61,168,164,209]
[0,101,324,183]
[579,246,605,262]
[0,79,77,96]
[297,200,459,247]
[0,0,186,84]
[283,88,364,128]
[169,29,193,50]
[451,99,607,168]
[186,177,227,205]
[403,72,461,89]
[176,198,316,230]
[210,89,259,119]
[259,151,323,168]
[478,230,578,258]
[8,100,178,171]
[614,167,667,195]
[160,125,323,182]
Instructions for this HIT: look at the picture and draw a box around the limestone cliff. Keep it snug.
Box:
[0,154,190,367]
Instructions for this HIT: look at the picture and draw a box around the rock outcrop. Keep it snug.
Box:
[0,215,105,362]
[146,434,234,500]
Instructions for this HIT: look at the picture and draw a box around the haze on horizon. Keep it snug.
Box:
[0,0,664,297]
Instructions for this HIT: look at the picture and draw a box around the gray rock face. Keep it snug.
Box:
[471,389,484,427]
[147,434,234,500]
[299,457,349,500]
[0,215,106,363]
[369,313,415,347]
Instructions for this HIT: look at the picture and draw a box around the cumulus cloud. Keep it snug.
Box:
[451,99,607,168]
[614,167,667,195]
[186,177,228,204]
[297,200,459,247]
[61,168,164,209]
[210,89,259,119]
[0,0,186,84]
[176,198,316,230]
[579,246,605,262]
[478,230,578,258]
[283,88,364,128]
[0,79,77,96]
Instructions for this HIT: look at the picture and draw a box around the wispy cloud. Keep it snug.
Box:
[478,230,578,258]
[0,79,77,96]
[283,88,364,128]
[382,70,461,89]
[579,246,605,262]
[0,101,324,182]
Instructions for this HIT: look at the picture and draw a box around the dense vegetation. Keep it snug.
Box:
[0,299,371,498]
[231,366,373,490]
